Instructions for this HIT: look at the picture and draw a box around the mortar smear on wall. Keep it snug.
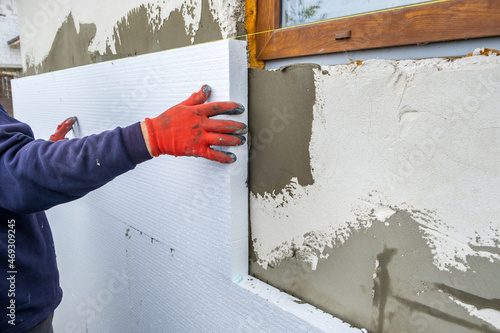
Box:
[18,0,243,72]
[253,190,500,273]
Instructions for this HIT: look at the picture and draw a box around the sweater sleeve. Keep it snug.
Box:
[0,105,152,214]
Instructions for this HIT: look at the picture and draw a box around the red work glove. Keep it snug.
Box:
[49,116,78,142]
[145,85,247,163]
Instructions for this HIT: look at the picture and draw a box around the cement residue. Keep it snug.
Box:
[251,209,500,333]
[25,13,96,75]
[111,4,192,58]
[25,0,225,75]
[192,0,224,44]
[248,64,318,198]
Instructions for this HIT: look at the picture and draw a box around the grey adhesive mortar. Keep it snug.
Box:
[248,64,317,198]
[24,0,226,75]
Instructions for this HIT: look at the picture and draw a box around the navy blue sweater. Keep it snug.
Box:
[0,104,152,332]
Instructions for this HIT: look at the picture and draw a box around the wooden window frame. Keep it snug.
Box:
[255,0,500,61]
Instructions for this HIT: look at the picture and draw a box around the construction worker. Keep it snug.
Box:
[0,85,247,333]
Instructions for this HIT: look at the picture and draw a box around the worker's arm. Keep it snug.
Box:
[0,86,246,214]
[0,110,149,214]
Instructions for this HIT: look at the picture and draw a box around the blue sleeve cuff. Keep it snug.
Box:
[121,122,153,165]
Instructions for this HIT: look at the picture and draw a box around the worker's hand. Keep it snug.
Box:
[49,116,78,142]
[144,85,247,163]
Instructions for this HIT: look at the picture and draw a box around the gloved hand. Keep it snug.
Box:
[144,85,247,163]
[49,116,78,142]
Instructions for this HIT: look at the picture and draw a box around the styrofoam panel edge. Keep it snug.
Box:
[230,238,248,283]
[238,276,366,333]
[227,39,249,282]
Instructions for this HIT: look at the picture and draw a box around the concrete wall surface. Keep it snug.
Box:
[0,0,21,67]
[249,52,500,333]
[16,0,245,75]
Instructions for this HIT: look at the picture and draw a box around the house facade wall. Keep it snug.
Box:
[0,0,21,67]
[16,0,245,75]
[14,0,500,332]
[0,0,22,115]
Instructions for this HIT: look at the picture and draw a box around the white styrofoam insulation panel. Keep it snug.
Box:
[12,40,361,333]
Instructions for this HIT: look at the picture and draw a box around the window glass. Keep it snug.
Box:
[282,0,430,27]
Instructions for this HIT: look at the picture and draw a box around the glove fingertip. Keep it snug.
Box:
[224,103,245,115]
[223,151,237,163]
[202,84,212,98]
[235,135,246,146]
[211,150,236,163]
[235,123,248,135]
